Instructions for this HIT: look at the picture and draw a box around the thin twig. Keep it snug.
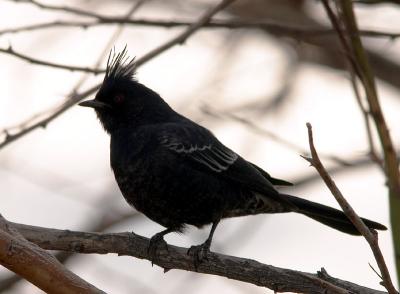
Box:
[2,17,400,39]
[303,122,398,294]
[0,46,105,73]
[0,1,147,290]
[349,71,383,170]
[322,0,400,283]
[202,105,353,166]
[13,0,101,18]
[0,0,236,150]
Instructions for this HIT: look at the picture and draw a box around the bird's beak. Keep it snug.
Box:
[78,99,111,110]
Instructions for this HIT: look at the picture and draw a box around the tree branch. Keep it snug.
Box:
[0,0,236,151]
[0,46,105,73]
[7,221,387,294]
[321,0,400,285]
[0,215,104,293]
[303,122,398,294]
[2,18,400,39]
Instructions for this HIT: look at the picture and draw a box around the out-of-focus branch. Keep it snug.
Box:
[354,0,400,4]
[2,17,400,39]
[0,84,101,150]
[0,2,147,291]
[321,0,400,285]
[0,215,104,293]
[0,46,105,73]
[0,0,236,151]
[8,221,389,294]
[303,122,398,294]
[337,0,400,195]
[202,105,352,166]
[350,71,384,170]
[12,0,100,18]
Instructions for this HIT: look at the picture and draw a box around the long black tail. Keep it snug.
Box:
[280,194,387,235]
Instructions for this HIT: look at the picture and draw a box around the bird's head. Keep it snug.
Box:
[79,48,174,134]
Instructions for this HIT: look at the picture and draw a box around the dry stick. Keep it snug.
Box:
[303,122,398,294]
[0,0,236,150]
[0,215,104,294]
[0,46,104,73]
[9,221,388,294]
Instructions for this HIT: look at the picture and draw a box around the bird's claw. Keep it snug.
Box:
[187,242,211,270]
[148,234,168,266]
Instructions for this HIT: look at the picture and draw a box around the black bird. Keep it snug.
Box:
[79,49,387,263]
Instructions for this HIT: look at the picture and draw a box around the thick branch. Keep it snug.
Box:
[8,221,386,294]
[0,215,104,293]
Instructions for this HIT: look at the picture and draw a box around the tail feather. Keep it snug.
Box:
[280,194,387,235]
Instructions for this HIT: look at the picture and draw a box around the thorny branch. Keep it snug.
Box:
[303,123,398,294]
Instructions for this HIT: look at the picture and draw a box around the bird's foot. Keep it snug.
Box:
[148,233,168,266]
[187,241,211,270]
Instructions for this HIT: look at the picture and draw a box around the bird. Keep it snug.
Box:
[79,48,387,265]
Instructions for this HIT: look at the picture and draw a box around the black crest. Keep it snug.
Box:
[104,46,136,84]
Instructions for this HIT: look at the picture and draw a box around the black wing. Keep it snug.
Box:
[159,125,238,173]
[157,122,292,204]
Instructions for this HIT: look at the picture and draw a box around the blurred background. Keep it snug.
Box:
[0,0,399,293]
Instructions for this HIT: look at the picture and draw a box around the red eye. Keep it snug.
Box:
[114,94,124,104]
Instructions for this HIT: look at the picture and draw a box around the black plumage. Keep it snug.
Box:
[79,48,387,263]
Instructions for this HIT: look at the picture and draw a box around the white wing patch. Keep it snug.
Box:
[160,136,238,172]
[190,145,238,172]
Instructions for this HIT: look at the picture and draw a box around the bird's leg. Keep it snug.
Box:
[148,228,174,266]
[187,220,220,270]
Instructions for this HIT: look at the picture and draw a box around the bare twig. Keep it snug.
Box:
[349,71,383,170]
[8,221,389,294]
[303,122,398,294]
[0,0,236,150]
[334,1,400,196]
[2,17,400,39]
[0,215,104,293]
[13,0,101,18]
[0,46,105,73]
[202,106,353,166]
[321,0,400,284]
[0,3,148,290]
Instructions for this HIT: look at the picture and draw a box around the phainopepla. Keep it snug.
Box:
[79,48,386,264]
